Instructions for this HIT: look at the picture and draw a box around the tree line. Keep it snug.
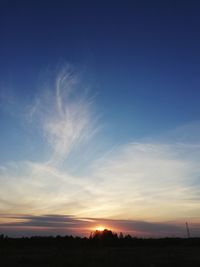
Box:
[0,230,199,248]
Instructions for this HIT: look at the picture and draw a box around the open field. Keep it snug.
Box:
[1,242,200,267]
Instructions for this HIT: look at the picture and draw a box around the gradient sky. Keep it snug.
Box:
[0,0,200,237]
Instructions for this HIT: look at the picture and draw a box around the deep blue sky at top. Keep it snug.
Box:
[1,0,200,161]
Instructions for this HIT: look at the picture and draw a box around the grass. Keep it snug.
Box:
[1,245,200,266]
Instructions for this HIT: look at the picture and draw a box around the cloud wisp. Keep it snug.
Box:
[29,67,98,165]
[77,141,200,222]
[1,140,199,224]
[0,67,100,216]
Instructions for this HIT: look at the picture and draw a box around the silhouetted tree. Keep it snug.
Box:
[89,229,118,246]
[119,232,124,239]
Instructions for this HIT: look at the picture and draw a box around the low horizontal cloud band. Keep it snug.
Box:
[0,214,199,237]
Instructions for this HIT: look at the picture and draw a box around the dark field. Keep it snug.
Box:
[1,237,200,267]
[1,246,200,267]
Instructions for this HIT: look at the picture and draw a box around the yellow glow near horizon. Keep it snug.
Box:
[95,226,106,231]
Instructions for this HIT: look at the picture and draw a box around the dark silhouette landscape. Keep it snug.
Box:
[0,230,200,266]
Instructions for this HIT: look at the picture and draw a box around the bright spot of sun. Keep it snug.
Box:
[95,226,106,231]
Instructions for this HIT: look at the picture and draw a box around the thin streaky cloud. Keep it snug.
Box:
[28,67,99,165]
[0,214,199,237]
[0,141,200,223]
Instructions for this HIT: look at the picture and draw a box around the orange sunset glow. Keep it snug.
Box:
[92,225,118,233]
[95,226,106,231]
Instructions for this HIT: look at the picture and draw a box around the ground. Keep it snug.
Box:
[1,245,200,267]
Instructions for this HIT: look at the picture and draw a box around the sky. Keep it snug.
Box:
[0,0,200,237]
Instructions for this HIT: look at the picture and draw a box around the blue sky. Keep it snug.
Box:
[0,1,200,237]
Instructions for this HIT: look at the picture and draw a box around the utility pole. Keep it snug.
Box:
[185,222,190,238]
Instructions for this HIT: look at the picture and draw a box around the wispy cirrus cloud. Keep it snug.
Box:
[29,66,99,165]
[85,142,200,221]
[0,67,100,217]
[0,160,94,215]
[1,140,199,225]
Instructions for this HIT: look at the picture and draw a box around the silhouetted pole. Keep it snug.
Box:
[185,222,190,238]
